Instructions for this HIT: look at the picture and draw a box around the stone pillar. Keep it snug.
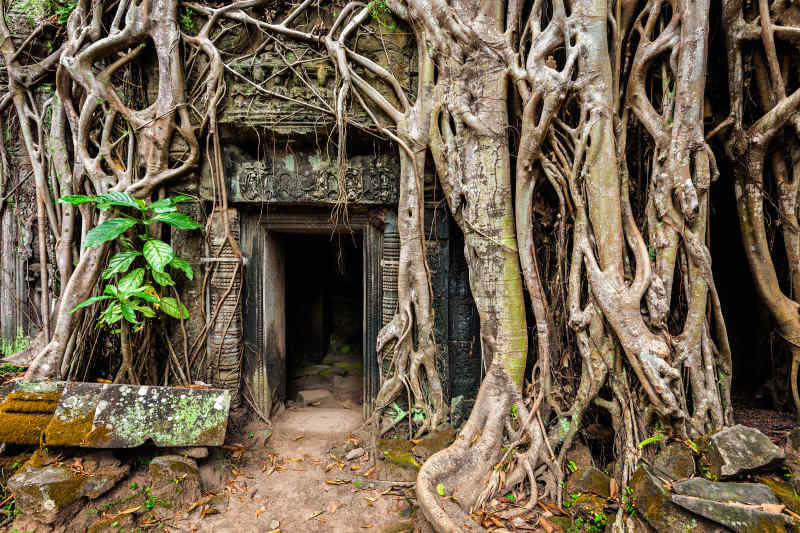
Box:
[206,208,243,407]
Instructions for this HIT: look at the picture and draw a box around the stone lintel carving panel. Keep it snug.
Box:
[200,145,399,206]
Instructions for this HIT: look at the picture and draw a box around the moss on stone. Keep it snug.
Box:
[758,476,800,515]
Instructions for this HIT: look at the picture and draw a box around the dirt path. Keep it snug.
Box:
[188,406,430,533]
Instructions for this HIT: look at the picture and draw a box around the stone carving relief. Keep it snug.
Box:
[200,145,399,205]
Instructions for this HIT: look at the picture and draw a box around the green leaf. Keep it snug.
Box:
[436,483,445,497]
[83,218,138,248]
[171,195,194,203]
[130,290,159,304]
[638,434,666,448]
[58,194,94,205]
[96,192,142,211]
[71,295,113,313]
[104,302,123,324]
[120,303,138,324]
[118,268,145,292]
[136,305,156,318]
[104,284,119,296]
[102,251,141,279]
[148,198,178,213]
[143,240,174,272]
[151,212,202,230]
[159,297,189,319]
[170,256,193,280]
[152,270,175,287]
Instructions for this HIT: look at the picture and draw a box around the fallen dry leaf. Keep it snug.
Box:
[539,516,561,533]
[329,501,339,514]
[308,510,325,520]
[295,434,305,440]
[256,506,266,517]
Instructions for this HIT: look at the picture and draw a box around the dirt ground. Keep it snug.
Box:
[190,405,432,533]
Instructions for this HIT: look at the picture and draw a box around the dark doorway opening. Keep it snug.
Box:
[283,233,365,408]
[710,179,785,411]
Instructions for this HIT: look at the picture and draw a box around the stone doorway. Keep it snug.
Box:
[283,233,364,409]
[240,209,382,420]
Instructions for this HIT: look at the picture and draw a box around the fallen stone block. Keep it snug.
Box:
[707,425,784,479]
[566,466,612,498]
[672,494,797,533]
[673,478,778,506]
[630,465,727,533]
[149,455,202,512]
[653,442,696,480]
[296,388,332,404]
[0,381,230,448]
[8,452,128,524]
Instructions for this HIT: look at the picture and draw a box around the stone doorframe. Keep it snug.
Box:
[240,208,383,420]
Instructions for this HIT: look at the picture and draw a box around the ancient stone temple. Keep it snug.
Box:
[159,36,485,423]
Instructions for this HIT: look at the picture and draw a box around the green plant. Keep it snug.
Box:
[638,434,666,448]
[0,328,30,357]
[623,485,636,516]
[368,0,397,31]
[389,402,407,424]
[54,0,75,23]
[0,363,25,374]
[410,406,426,424]
[563,492,579,509]
[178,7,194,31]
[567,459,578,473]
[59,192,199,328]
[589,512,607,532]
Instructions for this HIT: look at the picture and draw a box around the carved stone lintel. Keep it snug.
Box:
[200,146,400,206]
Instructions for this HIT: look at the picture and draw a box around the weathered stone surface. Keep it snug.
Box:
[672,494,797,533]
[757,476,800,515]
[631,465,728,533]
[296,388,332,404]
[0,381,230,447]
[411,428,458,461]
[149,455,202,511]
[566,466,612,498]
[673,478,778,505]
[8,452,128,523]
[707,425,784,479]
[0,381,64,444]
[201,145,399,205]
[346,448,365,461]
[654,442,696,480]
[784,428,800,493]
[566,441,595,471]
[377,438,419,482]
[173,446,210,459]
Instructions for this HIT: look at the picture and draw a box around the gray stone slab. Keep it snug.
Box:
[0,381,230,447]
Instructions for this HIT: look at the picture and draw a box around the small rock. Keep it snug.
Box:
[566,441,594,470]
[149,455,202,511]
[450,395,466,427]
[296,388,332,404]
[653,442,695,480]
[672,494,797,533]
[566,466,612,498]
[174,446,209,459]
[198,461,224,491]
[346,448,365,461]
[707,425,784,479]
[673,478,778,505]
[411,428,458,460]
[270,519,280,529]
[8,452,128,524]
[630,465,724,533]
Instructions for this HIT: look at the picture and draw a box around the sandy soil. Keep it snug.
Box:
[188,405,431,533]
